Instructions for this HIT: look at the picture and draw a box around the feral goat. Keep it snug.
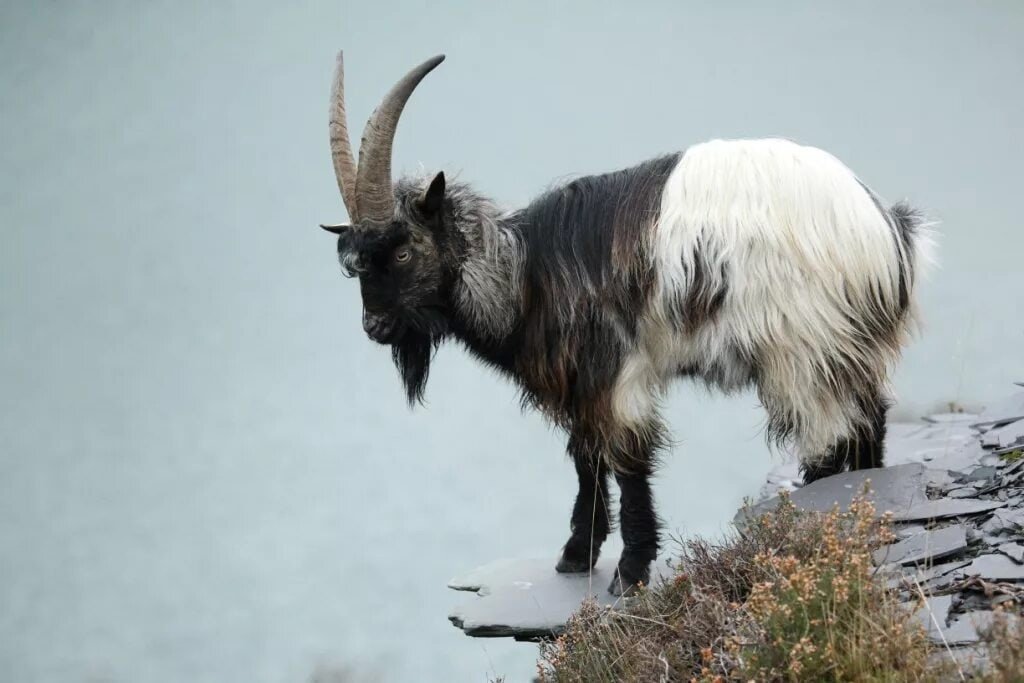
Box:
[320,54,931,595]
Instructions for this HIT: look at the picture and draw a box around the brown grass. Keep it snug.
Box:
[536,491,968,683]
[977,609,1024,683]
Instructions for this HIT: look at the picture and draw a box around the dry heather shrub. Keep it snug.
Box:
[978,609,1024,683]
[538,492,942,683]
[721,496,935,682]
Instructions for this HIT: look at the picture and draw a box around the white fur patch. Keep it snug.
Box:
[635,138,921,462]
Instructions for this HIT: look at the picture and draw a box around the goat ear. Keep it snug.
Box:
[417,171,446,220]
[320,223,351,235]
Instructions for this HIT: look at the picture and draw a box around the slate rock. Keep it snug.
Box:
[448,555,669,640]
[923,571,966,593]
[912,594,953,640]
[743,463,929,521]
[983,420,1024,449]
[895,523,928,539]
[885,559,971,590]
[757,461,802,499]
[960,553,1024,581]
[981,508,1024,535]
[892,498,1005,522]
[995,544,1024,565]
[873,525,968,566]
[984,534,1015,547]
[941,611,998,645]
[965,466,999,482]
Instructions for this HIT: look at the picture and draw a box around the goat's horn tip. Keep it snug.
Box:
[319,223,349,234]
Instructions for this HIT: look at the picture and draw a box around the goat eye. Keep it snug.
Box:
[394,249,412,264]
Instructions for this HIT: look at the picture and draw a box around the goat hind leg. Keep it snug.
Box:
[799,392,890,483]
[607,423,664,596]
[610,465,659,596]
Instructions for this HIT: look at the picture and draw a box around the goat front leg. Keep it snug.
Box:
[555,432,612,573]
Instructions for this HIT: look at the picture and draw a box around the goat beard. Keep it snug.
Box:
[389,305,448,406]
[391,326,446,406]
[391,332,431,406]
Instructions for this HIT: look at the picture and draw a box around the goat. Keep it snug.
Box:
[319,53,931,595]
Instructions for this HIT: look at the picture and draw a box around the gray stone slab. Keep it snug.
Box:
[981,421,1024,449]
[912,594,953,640]
[940,611,998,645]
[960,553,1024,581]
[923,571,965,593]
[448,556,669,639]
[984,534,1015,547]
[896,523,928,538]
[997,542,1024,564]
[982,453,1004,466]
[892,498,1005,522]
[885,559,971,590]
[873,525,968,566]
[974,416,1024,432]
[947,487,980,498]
[965,466,999,482]
[983,431,1003,448]
[743,463,929,521]
[981,508,1024,535]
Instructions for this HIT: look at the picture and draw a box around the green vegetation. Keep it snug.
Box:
[999,449,1023,463]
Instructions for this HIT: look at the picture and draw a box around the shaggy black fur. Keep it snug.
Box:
[333,152,913,595]
[351,156,680,594]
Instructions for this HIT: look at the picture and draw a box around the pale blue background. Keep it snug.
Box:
[1,1,1021,681]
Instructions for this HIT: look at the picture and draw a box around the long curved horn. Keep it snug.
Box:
[328,51,360,221]
[356,54,445,224]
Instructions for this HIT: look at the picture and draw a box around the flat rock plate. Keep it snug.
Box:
[741,463,931,521]
[448,555,668,640]
[873,524,968,566]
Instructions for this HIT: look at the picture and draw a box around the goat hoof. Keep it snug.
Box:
[608,561,651,596]
[556,541,598,573]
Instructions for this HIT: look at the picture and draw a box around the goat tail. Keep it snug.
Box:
[889,201,937,320]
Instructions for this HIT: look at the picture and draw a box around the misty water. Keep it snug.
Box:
[1,2,1021,681]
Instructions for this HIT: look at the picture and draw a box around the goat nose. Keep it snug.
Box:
[363,310,394,341]
[362,310,378,334]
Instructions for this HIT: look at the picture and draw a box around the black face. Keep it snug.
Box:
[337,219,447,345]
[329,172,451,405]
